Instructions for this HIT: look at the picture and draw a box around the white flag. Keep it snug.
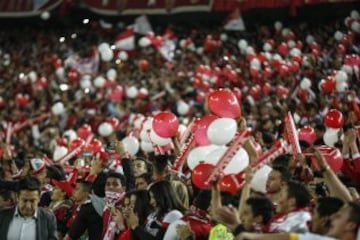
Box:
[134,15,153,35]
[115,28,135,51]
[224,9,245,31]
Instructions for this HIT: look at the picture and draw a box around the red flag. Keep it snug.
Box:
[115,28,135,51]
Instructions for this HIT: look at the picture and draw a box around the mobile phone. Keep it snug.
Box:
[106,141,116,153]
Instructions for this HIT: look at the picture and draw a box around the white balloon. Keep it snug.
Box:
[238,39,248,51]
[98,42,110,52]
[323,129,338,147]
[290,48,301,57]
[336,81,348,92]
[300,77,312,90]
[141,140,154,152]
[118,51,128,61]
[281,28,290,38]
[287,40,296,49]
[179,39,186,48]
[101,49,113,62]
[196,47,204,55]
[274,21,283,30]
[224,148,249,174]
[40,11,50,20]
[250,165,272,193]
[63,129,77,141]
[207,118,237,146]
[250,58,261,69]
[142,118,154,131]
[133,115,146,129]
[80,77,92,89]
[139,87,148,97]
[94,76,106,88]
[220,33,228,42]
[306,35,315,44]
[341,65,353,75]
[351,21,360,33]
[263,42,272,52]
[163,220,186,240]
[98,122,114,137]
[51,102,65,115]
[177,100,190,115]
[187,145,219,170]
[139,37,151,47]
[351,10,360,19]
[126,86,138,99]
[150,129,172,146]
[55,67,65,81]
[206,147,249,174]
[334,31,344,41]
[246,46,255,55]
[53,146,68,162]
[28,71,37,83]
[122,136,140,157]
[335,70,348,83]
[106,69,117,80]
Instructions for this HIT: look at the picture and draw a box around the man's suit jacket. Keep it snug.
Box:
[0,207,57,240]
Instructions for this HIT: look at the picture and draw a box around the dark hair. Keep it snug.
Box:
[106,171,126,187]
[79,181,93,194]
[246,197,274,225]
[134,157,152,173]
[192,190,211,211]
[316,197,343,217]
[136,173,152,184]
[150,155,169,174]
[348,201,360,235]
[0,189,15,201]
[286,180,311,208]
[272,154,292,168]
[132,190,151,225]
[18,176,41,193]
[149,180,186,219]
[271,165,291,182]
[92,172,107,197]
[46,165,66,181]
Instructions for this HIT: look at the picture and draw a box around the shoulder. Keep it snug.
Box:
[0,207,15,218]
[37,207,56,220]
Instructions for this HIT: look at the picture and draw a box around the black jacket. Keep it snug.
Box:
[0,207,57,240]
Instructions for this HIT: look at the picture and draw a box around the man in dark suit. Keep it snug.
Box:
[0,176,57,240]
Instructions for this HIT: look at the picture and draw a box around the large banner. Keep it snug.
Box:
[0,0,62,17]
[81,0,213,15]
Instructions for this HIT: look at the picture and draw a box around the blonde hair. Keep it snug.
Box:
[171,180,189,209]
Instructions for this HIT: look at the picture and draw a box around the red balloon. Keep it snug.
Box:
[278,42,289,56]
[324,109,344,129]
[292,55,302,64]
[53,58,62,69]
[152,111,179,138]
[69,138,85,152]
[278,65,289,76]
[250,67,259,78]
[296,41,303,50]
[87,138,103,153]
[68,69,79,83]
[321,77,335,93]
[207,89,241,118]
[298,126,316,145]
[110,86,124,102]
[263,68,272,78]
[310,146,343,173]
[297,89,309,103]
[262,82,272,95]
[258,53,267,63]
[219,174,243,195]
[139,59,150,71]
[249,85,261,99]
[196,92,206,103]
[276,86,289,98]
[336,44,346,55]
[191,163,215,189]
[109,117,120,130]
[77,124,92,140]
[194,115,218,146]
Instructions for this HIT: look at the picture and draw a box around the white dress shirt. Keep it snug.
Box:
[7,207,37,240]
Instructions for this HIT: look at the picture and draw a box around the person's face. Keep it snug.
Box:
[51,186,66,202]
[276,185,291,214]
[0,195,13,209]
[241,203,255,231]
[135,177,148,190]
[133,160,147,177]
[129,194,137,209]
[105,177,123,193]
[35,170,47,186]
[266,170,282,194]
[72,183,89,203]
[311,206,330,234]
[18,190,40,217]
[149,191,157,209]
[122,197,130,218]
[328,205,356,238]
